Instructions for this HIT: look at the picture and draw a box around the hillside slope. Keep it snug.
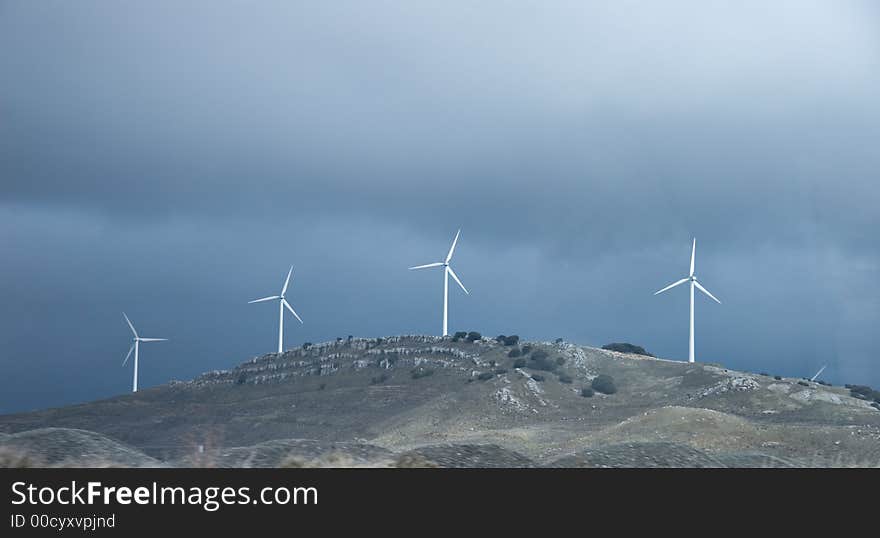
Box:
[1,336,878,467]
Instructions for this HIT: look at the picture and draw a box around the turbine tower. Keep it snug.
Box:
[409,229,469,336]
[654,238,721,363]
[248,266,303,353]
[121,313,167,393]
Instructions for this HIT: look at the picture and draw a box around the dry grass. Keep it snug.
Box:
[0,446,38,468]
[279,451,439,468]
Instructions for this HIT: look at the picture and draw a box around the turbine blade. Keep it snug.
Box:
[694,281,721,304]
[654,278,689,295]
[810,365,827,382]
[690,238,696,277]
[445,229,461,263]
[122,343,135,366]
[248,295,281,304]
[447,266,469,295]
[283,299,304,324]
[138,338,167,342]
[123,312,138,338]
[281,266,293,296]
[408,262,444,270]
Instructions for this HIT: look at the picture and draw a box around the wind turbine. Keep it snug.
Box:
[409,229,469,336]
[248,266,303,353]
[121,313,167,393]
[654,238,721,363]
[810,365,827,382]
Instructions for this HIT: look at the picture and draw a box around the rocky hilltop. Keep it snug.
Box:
[1,335,878,467]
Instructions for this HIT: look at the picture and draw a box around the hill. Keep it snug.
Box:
[1,336,878,467]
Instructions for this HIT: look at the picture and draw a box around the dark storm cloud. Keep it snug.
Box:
[1,1,879,412]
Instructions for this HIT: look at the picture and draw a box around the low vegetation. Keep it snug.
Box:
[528,350,558,372]
[591,374,617,395]
[512,358,527,369]
[601,343,654,357]
[477,372,495,381]
[0,447,36,468]
[558,374,573,384]
[371,373,391,385]
[846,385,880,403]
[581,388,594,398]
[410,367,434,379]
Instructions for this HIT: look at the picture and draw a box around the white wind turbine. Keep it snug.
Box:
[810,365,827,382]
[121,313,167,393]
[654,238,721,363]
[409,229,469,336]
[248,266,303,353]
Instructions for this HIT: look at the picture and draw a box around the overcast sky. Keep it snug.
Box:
[2,1,878,413]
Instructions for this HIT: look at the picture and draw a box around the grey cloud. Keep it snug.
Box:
[1,1,878,412]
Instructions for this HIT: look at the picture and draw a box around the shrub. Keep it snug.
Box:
[336,337,342,343]
[454,331,468,341]
[375,337,383,345]
[759,372,769,377]
[302,342,313,350]
[477,372,495,381]
[503,335,520,346]
[466,331,482,342]
[236,373,247,385]
[521,345,533,355]
[529,353,558,372]
[411,367,434,379]
[850,391,868,400]
[319,383,326,391]
[513,358,527,369]
[489,360,496,367]
[581,388,595,398]
[555,338,564,344]
[601,343,654,357]
[508,348,522,358]
[558,374,573,384]
[774,375,782,380]
[798,381,809,387]
[531,374,545,382]
[371,373,391,385]
[556,357,566,366]
[592,374,617,395]
[495,334,507,343]
[495,368,508,375]
[849,385,874,397]
[871,402,880,411]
